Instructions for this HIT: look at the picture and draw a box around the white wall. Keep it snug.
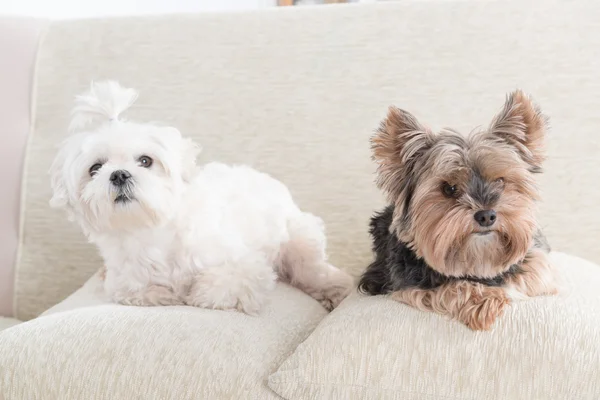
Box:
[0,0,277,19]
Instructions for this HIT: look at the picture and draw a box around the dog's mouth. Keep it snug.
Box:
[113,189,135,204]
[112,183,135,204]
[474,230,495,236]
[114,194,133,204]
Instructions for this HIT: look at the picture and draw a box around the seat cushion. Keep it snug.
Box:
[0,272,327,399]
[268,252,600,400]
[0,317,20,332]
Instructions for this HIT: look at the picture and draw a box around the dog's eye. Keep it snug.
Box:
[89,163,103,176]
[495,177,505,185]
[442,182,458,198]
[138,156,153,168]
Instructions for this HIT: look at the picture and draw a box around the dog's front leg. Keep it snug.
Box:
[112,285,185,307]
[505,249,560,298]
[391,280,510,331]
[103,269,184,306]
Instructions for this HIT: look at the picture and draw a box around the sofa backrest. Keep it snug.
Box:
[12,1,600,320]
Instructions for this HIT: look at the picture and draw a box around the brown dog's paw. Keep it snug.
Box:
[459,286,510,331]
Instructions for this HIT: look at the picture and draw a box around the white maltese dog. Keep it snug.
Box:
[50,81,353,314]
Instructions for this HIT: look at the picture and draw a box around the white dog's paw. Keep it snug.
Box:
[185,263,277,316]
[312,268,354,311]
[320,287,352,311]
[116,285,185,307]
[322,280,354,311]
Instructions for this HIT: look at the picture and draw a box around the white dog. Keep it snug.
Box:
[50,81,353,314]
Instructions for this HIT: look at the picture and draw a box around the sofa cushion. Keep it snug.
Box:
[0,317,20,332]
[268,252,600,400]
[0,273,327,399]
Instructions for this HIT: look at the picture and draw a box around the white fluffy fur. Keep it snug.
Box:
[50,81,353,314]
[69,80,139,132]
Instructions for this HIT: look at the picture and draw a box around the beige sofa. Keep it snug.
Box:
[1,1,600,399]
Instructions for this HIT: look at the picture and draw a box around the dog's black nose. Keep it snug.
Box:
[474,210,496,227]
[110,170,132,186]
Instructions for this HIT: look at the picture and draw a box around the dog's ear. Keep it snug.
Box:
[371,106,434,200]
[489,90,547,172]
[157,127,200,182]
[49,137,77,220]
[180,137,201,183]
[49,154,68,208]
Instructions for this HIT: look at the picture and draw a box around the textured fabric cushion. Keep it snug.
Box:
[0,317,20,332]
[0,17,47,318]
[0,274,327,399]
[15,0,600,320]
[268,253,600,400]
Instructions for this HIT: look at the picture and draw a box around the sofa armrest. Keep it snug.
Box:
[0,17,48,318]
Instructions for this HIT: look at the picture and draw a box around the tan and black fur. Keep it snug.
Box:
[359,91,559,330]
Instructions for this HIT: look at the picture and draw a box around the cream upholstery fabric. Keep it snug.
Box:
[0,273,326,399]
[0,318,20,332]
[15,0,600,320]
[269,253,600,400]
[0,18,47,318]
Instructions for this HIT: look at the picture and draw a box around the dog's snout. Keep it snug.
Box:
[110,170,132,186]
[474,209,496,227]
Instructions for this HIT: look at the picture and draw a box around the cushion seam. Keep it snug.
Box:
[269,378,476,400]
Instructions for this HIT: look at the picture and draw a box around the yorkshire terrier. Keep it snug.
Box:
[359,90,559,330]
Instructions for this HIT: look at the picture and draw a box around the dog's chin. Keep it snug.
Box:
[435,231,512,278]
[81,195,171,234]
[112,205,167,231]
